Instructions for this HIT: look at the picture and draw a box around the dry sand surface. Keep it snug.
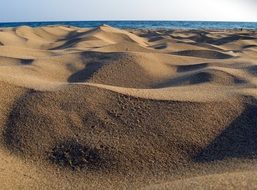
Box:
[0,24,257,189]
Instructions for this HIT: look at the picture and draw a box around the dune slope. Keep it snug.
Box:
[0,25,257,189]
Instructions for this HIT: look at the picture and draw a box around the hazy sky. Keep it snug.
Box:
[1,0,257,22]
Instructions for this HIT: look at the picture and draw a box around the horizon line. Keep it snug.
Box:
[0,19,257,24]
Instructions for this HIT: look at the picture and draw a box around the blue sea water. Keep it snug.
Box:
[0,21,257,29]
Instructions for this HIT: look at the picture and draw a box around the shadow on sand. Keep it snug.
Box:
[68,61,104,83]
[194,100,257,162]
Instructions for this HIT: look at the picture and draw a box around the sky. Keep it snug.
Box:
[0,0,257,22]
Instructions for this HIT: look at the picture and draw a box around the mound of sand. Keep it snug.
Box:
[0,25,257,189]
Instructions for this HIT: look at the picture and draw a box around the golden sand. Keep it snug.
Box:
[0,25,257,189]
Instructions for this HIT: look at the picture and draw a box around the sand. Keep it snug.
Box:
[0,24,257,189]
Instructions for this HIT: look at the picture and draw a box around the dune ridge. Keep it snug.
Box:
[0,25,257,189]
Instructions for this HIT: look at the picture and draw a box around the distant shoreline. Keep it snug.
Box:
[0,20,257,29]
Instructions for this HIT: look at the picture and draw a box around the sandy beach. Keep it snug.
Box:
[0,24,257,189]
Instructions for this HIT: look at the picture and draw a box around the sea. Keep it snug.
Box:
[0,21,257,29]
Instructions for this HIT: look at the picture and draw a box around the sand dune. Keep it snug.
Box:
[0,25,257,189]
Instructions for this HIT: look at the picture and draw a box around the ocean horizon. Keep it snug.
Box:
[0,20,257,29]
